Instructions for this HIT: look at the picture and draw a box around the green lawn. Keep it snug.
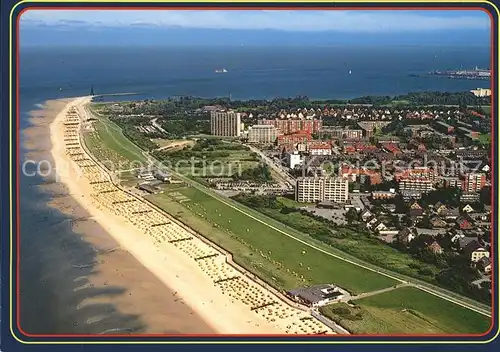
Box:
[320,287,490,334]
[243,202,441,282]
[83,107,148,170]
[478,133,492,146]
[146,186,397,294]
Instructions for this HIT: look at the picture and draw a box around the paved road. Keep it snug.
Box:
[344,283,410,302]
[246,144,295,188]
[85,102,492,318]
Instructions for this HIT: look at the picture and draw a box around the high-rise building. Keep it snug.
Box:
[258,118,323,135]
[248,125,278,143]
[210,111,241,137]
[295,177,348,203]
[462,173,486,192]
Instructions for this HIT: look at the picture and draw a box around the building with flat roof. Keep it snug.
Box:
[259,118,322,135]
[470,88,491,97]
[321,127,363,140]
[287,284,347,307]
[296,177,348,203]
[399,178,433,194]
[210,110,241,137]
[462,173,486,192]
[248,125,278,144]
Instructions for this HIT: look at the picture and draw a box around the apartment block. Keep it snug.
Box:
[398,178,433,194]
[258,118,323,135]
[248,125,278,143]
[296,177,348,203]
[462,173,486,192]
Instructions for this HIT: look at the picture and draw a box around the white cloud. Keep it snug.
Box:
[20,9,490,32]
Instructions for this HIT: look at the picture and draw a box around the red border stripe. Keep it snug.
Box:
[14,4,497,340]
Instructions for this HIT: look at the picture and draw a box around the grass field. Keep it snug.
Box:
[320,287,490,334]
[241,200,441,281]
[147,186,397,294]
[84,108,148,170]
[152,138,195,150]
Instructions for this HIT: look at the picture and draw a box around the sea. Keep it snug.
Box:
[17,45,490,334]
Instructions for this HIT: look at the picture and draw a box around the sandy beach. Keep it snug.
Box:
[21,95,334,335]
[22,99,215,334]
[45,96,288,334]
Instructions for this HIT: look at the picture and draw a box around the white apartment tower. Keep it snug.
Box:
[295,177,349,203]
[210,111,241,137]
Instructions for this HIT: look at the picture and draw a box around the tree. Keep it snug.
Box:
[345,208,359,225]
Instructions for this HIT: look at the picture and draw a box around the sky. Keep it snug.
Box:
[20,9,491,46]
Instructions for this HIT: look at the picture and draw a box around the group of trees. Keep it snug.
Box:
[393,91,490,106]
[233,164,273,182]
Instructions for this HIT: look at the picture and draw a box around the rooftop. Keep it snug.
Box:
[288,284,343,304]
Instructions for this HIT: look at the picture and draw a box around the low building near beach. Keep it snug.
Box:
[287,284,347,307]
[138,181,163,194]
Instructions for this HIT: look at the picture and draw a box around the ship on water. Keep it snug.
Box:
[215,68,228,73]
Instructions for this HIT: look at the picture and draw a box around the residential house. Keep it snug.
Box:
[458,236,479,249]
[435,201,447,215]
[456,216,474,230]
[477,256,492,274]
[367,217,379,229]
[439,208,460,220]
[360,209,373,222]
[463,240,490,263]
[428,241,443,254]
[374,222,388,232]
[470,210,490,222]
[409,208,425,219]
[462,204,475,213]
[397,227,415,245]
[430,216,447,229]
[410,202,423,210]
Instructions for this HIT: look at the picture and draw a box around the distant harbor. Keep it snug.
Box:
[428,66,491,80]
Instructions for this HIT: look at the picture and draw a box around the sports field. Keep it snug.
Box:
[147,186,397,294]
[319,286,490,334]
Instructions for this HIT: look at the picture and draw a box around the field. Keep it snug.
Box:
[160,140,261,178]
[152,138,195,151]
[147,186,397,294]
[83,108,148,170]
[234,196,442,281]
[320,287,490,334]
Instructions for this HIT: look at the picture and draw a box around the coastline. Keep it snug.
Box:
[22,98,216,334]
[44,96,286,334]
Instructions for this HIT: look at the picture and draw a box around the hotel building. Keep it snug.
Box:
[210,111,241,137]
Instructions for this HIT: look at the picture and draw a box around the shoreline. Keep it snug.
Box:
[46,96,290,334]
[22,98,216,334]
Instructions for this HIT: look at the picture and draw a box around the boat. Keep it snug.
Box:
[215,68,228,73]
[348,70,352,75]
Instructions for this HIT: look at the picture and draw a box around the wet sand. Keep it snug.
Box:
[21,99,215,334]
